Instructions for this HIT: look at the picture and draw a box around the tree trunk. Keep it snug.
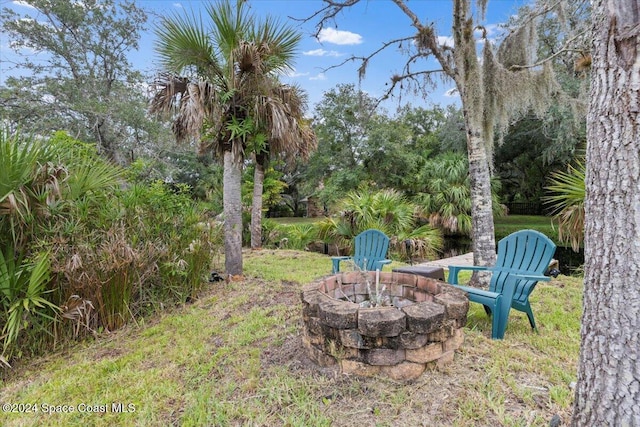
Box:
[93,115,119,164]
[223,149,243,276]
[464,117,497,271]
[453,0,497,284]
[572,0,640,424]
[251,158,265,250]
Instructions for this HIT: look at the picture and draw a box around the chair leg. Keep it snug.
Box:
[484,305,492,317]
[493,276,519,339]
[523,304,538,332]
[332,259,341,274]
[490,296,503,339]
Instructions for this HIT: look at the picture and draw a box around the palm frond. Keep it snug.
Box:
[66,159,123,200]
[151,74,220,143]
[155,10,219,75]
[251,15,302,75]
[207,0,253,61]
[544,161,585,251]
[0,129,44,204]
[544,161,585,213]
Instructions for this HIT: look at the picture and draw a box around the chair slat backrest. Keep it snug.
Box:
[352,229,390,271]
[491,230,556,301]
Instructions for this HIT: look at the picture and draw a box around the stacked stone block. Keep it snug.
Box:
[301,271,469,381]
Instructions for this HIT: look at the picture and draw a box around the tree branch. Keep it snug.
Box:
[372,69,445,111]
[318,35,415,76]
[290,0,361,38]
[508,31,587,70]
[390,0,455,77]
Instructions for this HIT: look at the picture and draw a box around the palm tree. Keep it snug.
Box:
[250,83,316,249]
[544,161,585,252]
[316,189,443,260]
[415,152,504,236]
[151,0,302,275]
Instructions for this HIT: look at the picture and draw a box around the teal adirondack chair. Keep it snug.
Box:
[331,229,392,273]
[448,229,557,339]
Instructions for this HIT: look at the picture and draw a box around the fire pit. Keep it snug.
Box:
[300,271,469,381]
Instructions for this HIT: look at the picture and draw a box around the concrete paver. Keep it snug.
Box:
[417,252,474,270]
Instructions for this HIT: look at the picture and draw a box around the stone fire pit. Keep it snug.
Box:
[300,271,469,381]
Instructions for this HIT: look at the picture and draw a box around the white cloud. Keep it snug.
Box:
[284,68,309,78]
[309,73,326,81]
[438,36,455,48]
[484,24,502,38]
[318,28,363,45]
[173,2,183,7]
[474,23,503,44]
[303,48,343,57]
[444,87,459,97]
[13,0,36,8]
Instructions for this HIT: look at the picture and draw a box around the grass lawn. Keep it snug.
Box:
[0,250,581,426]
[271,217,319,225]
[493,215,558,243]
[273,214,561,245]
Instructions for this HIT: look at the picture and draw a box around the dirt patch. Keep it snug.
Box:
[262,332,339,376]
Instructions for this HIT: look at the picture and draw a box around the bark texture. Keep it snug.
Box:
[251,159,265,250]
[453,0,497,276]
[572,0,640,424]
[223,150,243,276]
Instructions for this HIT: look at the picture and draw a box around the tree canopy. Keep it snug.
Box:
[0,0,161,163]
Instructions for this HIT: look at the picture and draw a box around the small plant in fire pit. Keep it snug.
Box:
[338,259,391,308]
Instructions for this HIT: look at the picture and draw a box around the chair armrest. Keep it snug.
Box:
[452,284,500,299]
[452,284,501,307]
[371,259,392,272]
[510,273,551,282]
[448,265,489,285]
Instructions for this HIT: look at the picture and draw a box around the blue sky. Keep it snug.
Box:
[1,0,530,112]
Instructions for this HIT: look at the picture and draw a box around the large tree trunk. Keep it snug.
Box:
[223,150,243,276]
[464,117,497,271]
[571,0,640,424]
[453,0,497,283]
[251,158,265,250]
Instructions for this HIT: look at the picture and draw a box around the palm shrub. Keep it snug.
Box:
[0,130,68,360]
[52,181,220,335]
[0,129,222,363]
[0,250,57,363]
[544,161,585,251]
[414,152,505,236]
[0,130,57,252]
[259,218,286,248]
[316,189,442,260]
[37,134,139,335]
[256,220,318,250]
[277,223,319,250]
[119,182,222,305]
[0,130,102,357]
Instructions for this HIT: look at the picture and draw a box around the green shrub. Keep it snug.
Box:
[277,223,319,250]
[0,129,222,364]
[260,218,287,248]
[317,189,442,260]
[414,152,505,236]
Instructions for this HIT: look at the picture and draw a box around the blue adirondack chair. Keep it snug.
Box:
[448,229,557,339]
[331,229,392,273]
